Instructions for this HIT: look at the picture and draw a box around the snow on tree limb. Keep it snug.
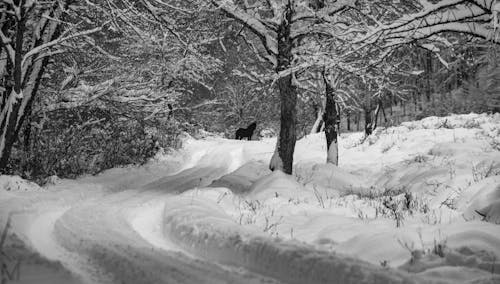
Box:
[20,26,103,73]
[358,0,500,48]
[211,0,279,64]
[0,30,15,64]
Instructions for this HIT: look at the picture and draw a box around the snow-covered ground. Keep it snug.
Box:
[1,113,500,283]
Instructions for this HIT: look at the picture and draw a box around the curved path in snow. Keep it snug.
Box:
[0,141,281,283]
[0,138,430,284]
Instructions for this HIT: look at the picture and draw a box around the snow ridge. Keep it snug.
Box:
[163,197,420,284]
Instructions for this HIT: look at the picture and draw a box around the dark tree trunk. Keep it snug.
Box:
[277,73,297,172]
[364,108,372,136]
[413,92,418,112]
[0,101,21,171]
[381,105,387,126]
[322,70,338,165]
[271,2,296,175]
[425,50,432,102]
[346,111,351,131]
[356,113,360,131]
[372,102,381,131]
[22,96,35,153]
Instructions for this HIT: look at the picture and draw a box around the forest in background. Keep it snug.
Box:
[1,0,499,183]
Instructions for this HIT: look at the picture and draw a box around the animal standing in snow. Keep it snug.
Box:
[235,122,257,140]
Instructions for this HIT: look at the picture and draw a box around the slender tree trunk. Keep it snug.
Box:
[346,111,351,131]
[381,106,387,126]
[269,3,296,175]
[372,102,381,131]
[356,113,360,131]
[364,107,372,136]
[425,50,432,102]
[322,70,338,165]
[310,105,324,135]
[413,92,418,112]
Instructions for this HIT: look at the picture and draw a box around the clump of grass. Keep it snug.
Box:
[399,232,449,272]
[236,199,284,237]
[340,186,430,228]
[382,196,406,227]
[437,119,453,129]
[462,119,481,129]
[409,154,429,164]
[472,161,500,182]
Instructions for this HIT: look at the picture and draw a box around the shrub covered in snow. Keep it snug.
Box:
[8,106,184,183]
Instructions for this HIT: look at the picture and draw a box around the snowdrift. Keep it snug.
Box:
[161,113,500,283]
[162,196,419,284]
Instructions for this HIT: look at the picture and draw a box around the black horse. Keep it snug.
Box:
[235,122,257,140]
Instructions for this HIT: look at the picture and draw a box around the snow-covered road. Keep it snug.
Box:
[2,114,500,283]
[0,140,284,283]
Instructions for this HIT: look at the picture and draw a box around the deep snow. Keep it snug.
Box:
[1,113,500,283]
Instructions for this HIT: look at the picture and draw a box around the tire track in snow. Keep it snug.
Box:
[47,162,278,283]
[128,198,280,284]
[1,141,278,283]
[129,199,190,255]
[26,208,112,284]
[162,197,424,284]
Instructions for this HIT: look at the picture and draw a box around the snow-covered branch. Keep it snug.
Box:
[21,26,103,71]
[211,0,278,63]
[357,0,500,48]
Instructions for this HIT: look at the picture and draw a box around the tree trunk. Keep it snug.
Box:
[269,3,296,175]
[346,111,351,131]
[310,105,324,135]
[372,102,381,131]
[269,134,283,172]
[381,102,388,125]
[425,50,432,102]
[364,107,372,136]
[413,92,418,112]
[276,72,296,175]
[356,113,360,131]
[322,71,338,165]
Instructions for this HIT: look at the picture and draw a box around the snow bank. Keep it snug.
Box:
[401,113,500,131]
[162,196,420,284]
[460,176,500,224]
[181,113,500,282]
[209,161,271,194]
[417,266,499,283]
[399,244,500,281]
[0,175,42,192]
[295,162,366,195]
[247,171,314,200]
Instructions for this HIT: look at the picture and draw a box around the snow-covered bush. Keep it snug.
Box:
[8,106,183,183]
